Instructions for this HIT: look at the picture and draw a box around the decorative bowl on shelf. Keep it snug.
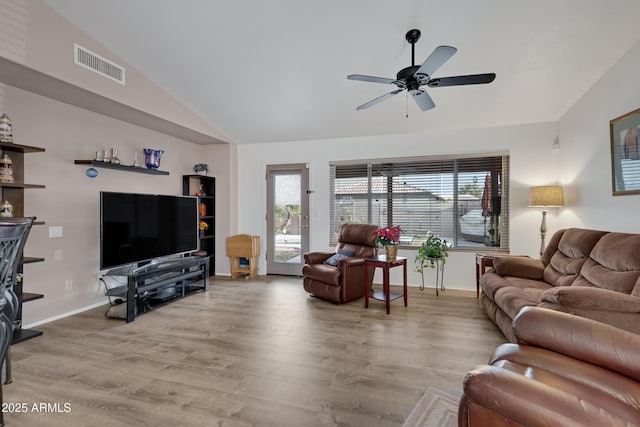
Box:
[143,148,164,169]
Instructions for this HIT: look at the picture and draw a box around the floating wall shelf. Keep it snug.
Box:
[0,182,46,189]
[0,141,45,153]
[74,160,170,175]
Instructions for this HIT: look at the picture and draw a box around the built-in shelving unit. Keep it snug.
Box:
[0,141,46,344]
[183,174,215,275]
[74,160,170,175]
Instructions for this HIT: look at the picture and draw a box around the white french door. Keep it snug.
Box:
[266,164,310,276]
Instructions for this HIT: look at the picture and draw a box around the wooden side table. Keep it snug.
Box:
[475,254,496,298]
[364,255,407,314]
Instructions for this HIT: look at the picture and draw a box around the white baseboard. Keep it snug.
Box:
[23,299,109,329]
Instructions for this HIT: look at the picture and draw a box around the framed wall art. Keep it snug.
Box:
[610,107,640,196]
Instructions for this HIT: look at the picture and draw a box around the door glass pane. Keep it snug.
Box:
[273,174,301,264]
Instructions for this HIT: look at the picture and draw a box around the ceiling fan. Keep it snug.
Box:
[347,29,496,112]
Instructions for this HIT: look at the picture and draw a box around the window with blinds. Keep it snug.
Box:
[329,153,509,250]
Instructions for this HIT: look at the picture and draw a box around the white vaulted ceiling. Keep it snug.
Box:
[43,0,640,145]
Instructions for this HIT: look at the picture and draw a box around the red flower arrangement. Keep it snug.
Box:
[375,225,402,246]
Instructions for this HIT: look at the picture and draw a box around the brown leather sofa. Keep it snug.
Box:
[302,223,378,303]
[480,228,640,342]
[459,306,640,427]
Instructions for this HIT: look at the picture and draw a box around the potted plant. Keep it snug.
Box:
[375,225,402,260]
[415,234,450,289]
[194,163,208,175]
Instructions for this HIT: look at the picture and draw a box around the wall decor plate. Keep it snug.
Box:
[86,167,98,178]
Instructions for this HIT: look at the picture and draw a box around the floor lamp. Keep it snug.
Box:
[529,186,565,256]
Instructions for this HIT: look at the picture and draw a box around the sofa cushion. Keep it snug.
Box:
[543,252,587,287]
[569,233,640,294]
[493,286,547,319]
[590,232,640,271]
[557,228,606,259]
[540,228,565,266]
[573,259,640,293]
[543,228,607,287]
[481,273,551,300]
[540,287,640,312]
[493,256,544,280]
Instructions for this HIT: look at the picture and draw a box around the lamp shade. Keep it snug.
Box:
[529,186,565,207]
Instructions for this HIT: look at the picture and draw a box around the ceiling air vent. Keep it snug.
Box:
[74,43,125,85]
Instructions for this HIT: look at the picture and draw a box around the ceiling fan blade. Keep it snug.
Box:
[356,89,403,110]
[428,73,496,87]
[347,74,397,85]
[414,46,457,79]
[409,89,435,111]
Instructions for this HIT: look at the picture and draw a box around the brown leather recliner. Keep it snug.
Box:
[302,223,378,303]
[459,306,640,426]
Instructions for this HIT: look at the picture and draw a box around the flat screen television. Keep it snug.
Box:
[100,191,199,270]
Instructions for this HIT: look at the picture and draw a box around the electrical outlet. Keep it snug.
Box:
[65,279,73,290]
[54,249,63,261]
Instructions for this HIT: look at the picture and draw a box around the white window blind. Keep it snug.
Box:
[329,153,509,250]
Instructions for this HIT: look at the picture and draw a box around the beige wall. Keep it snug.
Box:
[556,38,640,230]
[0,0,234,326]
[0,0,227,142]
[235,39,640,290]
[0,84,229,327]
[237,122,561,291]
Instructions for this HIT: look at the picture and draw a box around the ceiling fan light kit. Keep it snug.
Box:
[347,29,496,112]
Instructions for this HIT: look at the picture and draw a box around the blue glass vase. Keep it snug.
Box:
[143,148,164,169]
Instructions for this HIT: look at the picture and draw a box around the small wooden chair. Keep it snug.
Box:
[226,234,260,279]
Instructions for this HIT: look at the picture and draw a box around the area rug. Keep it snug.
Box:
[402,387,460,427]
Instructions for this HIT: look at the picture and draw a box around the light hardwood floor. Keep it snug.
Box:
[6,276,505,426]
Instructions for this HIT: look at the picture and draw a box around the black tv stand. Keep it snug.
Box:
[105,256,209,323]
